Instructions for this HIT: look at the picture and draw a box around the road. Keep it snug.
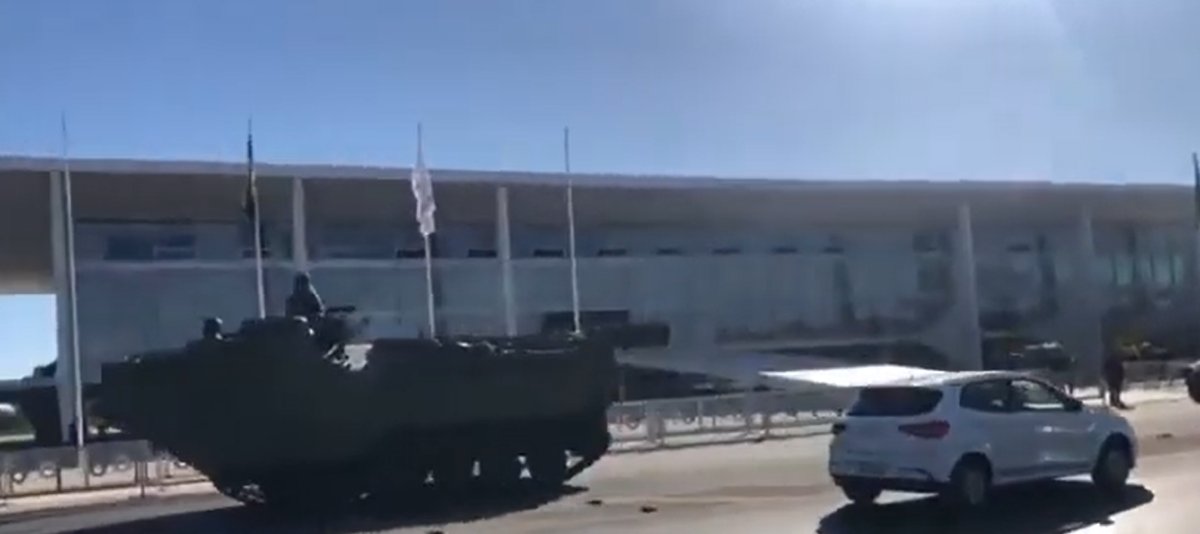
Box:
[2,397,1197,534]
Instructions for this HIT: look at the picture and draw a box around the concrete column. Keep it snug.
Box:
[496,186,517,336]
[49,170,79,444]
[1075,208,1104,381]
[954,204,983,370]
[291,176,309,273]
[1193,224,1200,294]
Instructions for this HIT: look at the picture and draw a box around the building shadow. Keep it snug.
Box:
[69,484,588,534]
[817,481,1153,534]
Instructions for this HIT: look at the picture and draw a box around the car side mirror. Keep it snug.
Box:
[1065,398,1084,412]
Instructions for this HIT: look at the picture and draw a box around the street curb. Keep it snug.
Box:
[0,487,215,524]
[0,476,203,503]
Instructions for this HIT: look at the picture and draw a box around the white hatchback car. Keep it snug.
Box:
[828,370,1137,508]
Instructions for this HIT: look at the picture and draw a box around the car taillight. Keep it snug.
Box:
[898,420,950,439]
[831,422,846,435]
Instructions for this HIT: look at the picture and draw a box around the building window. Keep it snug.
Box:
[241,246,273,259]
[1152,253,1172,287]
[655,248,683,256]
[771,246,799,255]
[105,233,198,261]
[912,232,946,253]
[712,247,741,256]
[397,248,425,259]
[468,248,497,258]
[239,224,273,259]
[597,248,628,257]
[1113,254,1133,287]
[533,249,565,258]
[104,236,154,261]
[917,259,951,294]
[823,235,846,254]
[154,234,196,260]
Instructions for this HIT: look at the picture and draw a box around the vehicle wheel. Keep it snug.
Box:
[1092,439,1132,495]
[367,454,428,500]
[1187,372,1200,404]
[841,484,882,506]
[431,456,474,494]
[526,448,568,488]
[941,457,991,509]
[478,453,522,492]
[210,477,266,506]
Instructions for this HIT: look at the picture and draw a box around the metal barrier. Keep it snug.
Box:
[0,373,1184,503]
[608,389,853,449]
[1124,360,1189,388]
[0,441,207,502]
[1012,360,1187,398]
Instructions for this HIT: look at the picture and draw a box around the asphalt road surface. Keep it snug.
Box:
[2,398,1198,534]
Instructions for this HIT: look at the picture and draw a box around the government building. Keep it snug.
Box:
[0,155,1192,440]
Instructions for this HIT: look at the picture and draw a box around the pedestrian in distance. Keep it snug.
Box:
[1103,347,1128,410]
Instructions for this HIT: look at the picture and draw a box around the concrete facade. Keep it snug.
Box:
[1,156,1197,442]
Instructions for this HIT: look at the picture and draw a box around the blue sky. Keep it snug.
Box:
[2,0,1200,378]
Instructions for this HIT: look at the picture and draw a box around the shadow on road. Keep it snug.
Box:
[67,484,588,534]
[817,481,1154,534]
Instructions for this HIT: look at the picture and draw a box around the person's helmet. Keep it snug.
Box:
[294,272,312,291]
[202,317,223,339]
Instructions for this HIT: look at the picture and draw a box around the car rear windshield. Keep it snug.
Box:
[847,386,943,417]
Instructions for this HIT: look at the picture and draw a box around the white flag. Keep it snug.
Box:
[411,142,437,237]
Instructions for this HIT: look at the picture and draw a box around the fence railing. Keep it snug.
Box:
[1124,359,1190,387]
[0,441,202,501]
[607,388,855,449]
[0,365,1185,503]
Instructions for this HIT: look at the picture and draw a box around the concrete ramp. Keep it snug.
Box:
[761,364,950,389]
[617,349,877,390]
[618,349,947,398]
[619,349,811,384]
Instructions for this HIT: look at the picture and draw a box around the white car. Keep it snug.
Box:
[827,370,1137,508]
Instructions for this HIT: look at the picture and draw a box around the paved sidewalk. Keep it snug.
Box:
[0,481,213,520]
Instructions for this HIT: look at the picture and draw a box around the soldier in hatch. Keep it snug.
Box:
[202,317,224,341]
[287,272,347,358]
[286,272,325,322]
[185,317,225,352]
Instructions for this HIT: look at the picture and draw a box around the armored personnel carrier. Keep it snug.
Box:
[0,362,108,447]
[97,307,618,510]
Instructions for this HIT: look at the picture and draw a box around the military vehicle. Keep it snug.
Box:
[97,306,618,510]
[0,362,111,447]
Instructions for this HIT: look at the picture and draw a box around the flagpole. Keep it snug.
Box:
[249,120,266,319]
[60,115,87,467]
[1192,152,1200,360]
[418,123,437,338]
[564,127,582,334]
[424,234,436,338]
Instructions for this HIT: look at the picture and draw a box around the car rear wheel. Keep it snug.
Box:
[1092,440,1132,495]
[941,458,991,509]
[1187,371,1200,404]
[841,484,882,506]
